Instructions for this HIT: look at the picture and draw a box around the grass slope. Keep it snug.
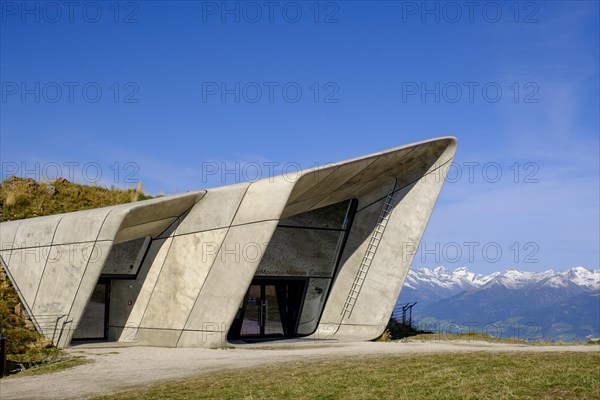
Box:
[0,176,151,222]
[95,352,600,400]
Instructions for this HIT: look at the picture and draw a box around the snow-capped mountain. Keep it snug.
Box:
[403,266,599,296]
[396,266,600,342]
[404,266,497,291]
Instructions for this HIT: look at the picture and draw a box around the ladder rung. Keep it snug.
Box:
[343,193,397,320]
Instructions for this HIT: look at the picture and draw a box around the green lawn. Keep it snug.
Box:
[96,352,600,400]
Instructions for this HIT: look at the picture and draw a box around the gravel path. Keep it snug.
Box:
[1,340,597,400]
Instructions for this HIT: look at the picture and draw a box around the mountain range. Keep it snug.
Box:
[395,266,600,342]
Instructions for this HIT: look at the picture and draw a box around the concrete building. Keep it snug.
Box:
[0,137,456,348]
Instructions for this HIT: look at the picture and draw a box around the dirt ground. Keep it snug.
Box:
[1,340,598,400]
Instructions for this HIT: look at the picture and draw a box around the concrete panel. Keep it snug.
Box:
[175,182,249,235]
[288,150,402,206]
[287,137,453,208]
[281,176,392,220]
[317,179,398,328]
[157,214,184,239]
[140,228,228,330]
[134,328,180,347]
[178,329,227,348]
[338,185,415,329]
[286,155,375,206]
[232,176,296,226]
[97,191,205,241]
[0,249,13,269]
[279,196,326,220]
[285,164,339,205]
[0,251,11,268]
[182,220,279,341]
[13,214,62,248]
[342,151,413,189]
[0,221,21,260]
[390,143,449,187]
[308,176,395,213]
[344,158,454,331]
[325,323,385,341]
[109,280,136,338]
[113,237,174,342]
[119,191,205,229]
[52,208,111,245]
[352,177,398,213]
[283,147,444,220]
[6,245,51,309]
[286,139,444,215]
[114,217,177,243]
[95,207,127,243]
[33,243,98,314]
[315,140,457,341]
[60,240,113,346]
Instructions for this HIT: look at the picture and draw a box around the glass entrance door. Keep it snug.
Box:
[72,279,110,341]
[241,284,262,336]
[230,279,307,340]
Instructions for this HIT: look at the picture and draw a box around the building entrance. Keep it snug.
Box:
[72,278,110,341]
[228,279,307,340]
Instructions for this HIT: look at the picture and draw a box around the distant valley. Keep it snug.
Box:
[395,266,600,342]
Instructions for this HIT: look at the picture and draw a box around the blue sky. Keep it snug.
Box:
[1,1,598,274]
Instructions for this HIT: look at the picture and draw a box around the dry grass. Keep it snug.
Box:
[376,329,393,342]
[95,352,600,400]
[4,191,16,208]
[401,332,560,345]
[8,356,91,377]
[0,177,152,222]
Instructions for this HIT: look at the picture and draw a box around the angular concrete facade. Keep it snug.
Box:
[0,137,456,348]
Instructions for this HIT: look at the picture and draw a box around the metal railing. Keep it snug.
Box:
[392,301,417,328]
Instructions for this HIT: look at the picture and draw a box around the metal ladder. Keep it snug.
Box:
[341,190,396,319]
